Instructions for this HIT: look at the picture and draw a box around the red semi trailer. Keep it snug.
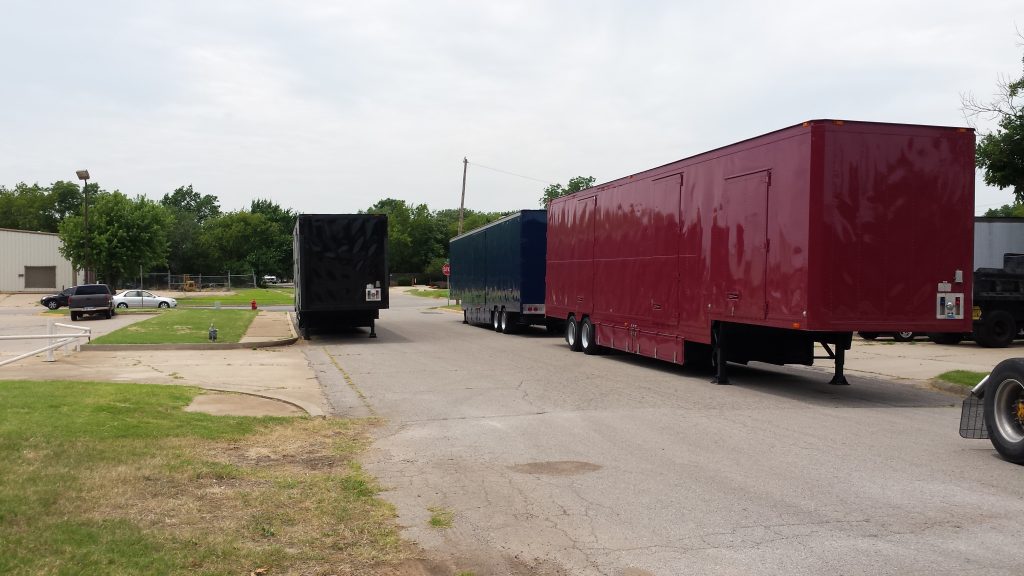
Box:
[546,120,975,384]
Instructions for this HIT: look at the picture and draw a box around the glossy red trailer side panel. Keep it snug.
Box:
[546,120,974,362]
[808,122,975,331]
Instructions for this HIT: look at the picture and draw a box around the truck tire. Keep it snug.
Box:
[975,310,1016,348]
[70,312,79,321]
[892,331,915,342]
[105,309,112,319]
[566,316,582,352]
[927,332,963,345]
[500,310,514,334]
[581,317,601,355]
[983,358,1024,464]
[858,332,879,341]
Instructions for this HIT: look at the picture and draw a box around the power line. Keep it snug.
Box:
[467,161,555,185]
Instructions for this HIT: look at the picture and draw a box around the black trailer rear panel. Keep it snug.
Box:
[293,214,388,339]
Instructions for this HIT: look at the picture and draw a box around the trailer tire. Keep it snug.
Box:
[976,310,1016,348]
[463,310,468,324]
[927,332,963,345]
[858,332,879,341]
[492,308,502,332]
[566,315,582,352]
[500,310,515,334]
[581,317,601,355]
[984,358,1024,464]
[892,331,915,342]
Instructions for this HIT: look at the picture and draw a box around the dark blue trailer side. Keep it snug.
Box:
[450,210,548,333]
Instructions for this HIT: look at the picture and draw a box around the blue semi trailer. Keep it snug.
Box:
[450,210,549,333]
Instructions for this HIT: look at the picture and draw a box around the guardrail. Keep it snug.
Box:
[0,321,92,367]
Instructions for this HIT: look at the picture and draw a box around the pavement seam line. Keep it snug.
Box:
[324,347,378,416]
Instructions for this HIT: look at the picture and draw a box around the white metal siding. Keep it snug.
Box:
[0,228,79,292]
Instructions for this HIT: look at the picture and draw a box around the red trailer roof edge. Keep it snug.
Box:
[550,119,975,207]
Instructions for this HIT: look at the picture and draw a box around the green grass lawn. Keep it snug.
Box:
[408,288,449,299]
[93,309,257,344]
[177,287,294,307]
[936,370,988,387]
[0,380,400,575]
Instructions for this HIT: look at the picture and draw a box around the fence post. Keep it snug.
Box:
[228,270,231,290]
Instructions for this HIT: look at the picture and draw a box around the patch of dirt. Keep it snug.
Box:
[509,460,602,476]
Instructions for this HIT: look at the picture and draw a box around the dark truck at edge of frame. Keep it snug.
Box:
[545,119,976,384]
[450,210,552,333]
[293,213,389,340]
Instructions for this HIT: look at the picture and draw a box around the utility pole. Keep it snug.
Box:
[458,157,468,235]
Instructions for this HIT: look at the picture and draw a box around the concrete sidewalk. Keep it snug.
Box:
[241,310,296,342]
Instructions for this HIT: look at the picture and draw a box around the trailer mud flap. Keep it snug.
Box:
[959,395,988,439]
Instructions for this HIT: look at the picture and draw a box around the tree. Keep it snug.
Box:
[364,198,446,273]
[160,184,221,223]
[986,203,1024,217]
[538,176,596,207]
[200,212,287,281]
[58,191,172,288]
[0,183,53,231]
[963,35,1024,204]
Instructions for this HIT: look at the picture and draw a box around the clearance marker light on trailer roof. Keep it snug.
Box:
[833,120,845,126]
[792,322,801,329]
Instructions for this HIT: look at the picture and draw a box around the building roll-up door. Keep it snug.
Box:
[24,266,57,289]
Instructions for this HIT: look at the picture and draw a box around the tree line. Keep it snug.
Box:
[0,181,556,287]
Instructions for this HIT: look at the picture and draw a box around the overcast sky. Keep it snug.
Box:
[1,1,1021,215]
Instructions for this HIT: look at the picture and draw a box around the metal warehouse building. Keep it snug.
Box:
[0,228,79,292]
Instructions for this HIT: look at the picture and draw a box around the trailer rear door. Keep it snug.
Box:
[712,170,770,320]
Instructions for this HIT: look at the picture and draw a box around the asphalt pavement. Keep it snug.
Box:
[309,290,1024,576]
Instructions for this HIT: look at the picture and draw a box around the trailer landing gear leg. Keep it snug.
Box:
[369,319,377,339]
[828,342,849,386]
[711,323,730,385]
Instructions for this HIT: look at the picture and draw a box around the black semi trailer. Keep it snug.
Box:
[293,214,389,339]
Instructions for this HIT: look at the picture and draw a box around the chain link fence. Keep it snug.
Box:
[129,273,261,291]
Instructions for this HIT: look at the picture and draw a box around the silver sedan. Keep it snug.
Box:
[112,290,178,309]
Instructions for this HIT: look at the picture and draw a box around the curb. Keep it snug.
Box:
[198,387,325,418]
[929,379,972,397]
[81,336,298,352]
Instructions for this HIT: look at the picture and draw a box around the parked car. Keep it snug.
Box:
[263,275,279,284]
[112,289,177,309]
[857,331,921,342]
[68,284,114,321]
[40,287,74,310]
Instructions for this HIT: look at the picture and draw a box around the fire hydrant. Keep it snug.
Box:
[250,299,257,310]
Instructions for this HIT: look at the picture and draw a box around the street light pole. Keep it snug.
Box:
[76,170,91,284]
[458,157,468,235]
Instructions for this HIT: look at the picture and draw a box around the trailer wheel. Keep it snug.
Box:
[858,332,879,341]
[566,316,582,352]
[492,308,502,332]
[581,317,601,355]
[976,310,1016,348]
[984,358,1024,464]
[463,310,468,324]
[892,331,915,342]
[500,310,514,334]
[927,332,963,345]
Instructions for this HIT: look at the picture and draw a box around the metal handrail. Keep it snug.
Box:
[0,320,92,367]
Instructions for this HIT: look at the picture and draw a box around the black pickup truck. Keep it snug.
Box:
[68,284,114,321]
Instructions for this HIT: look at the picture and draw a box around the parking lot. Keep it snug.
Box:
[4,289,1024,575]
